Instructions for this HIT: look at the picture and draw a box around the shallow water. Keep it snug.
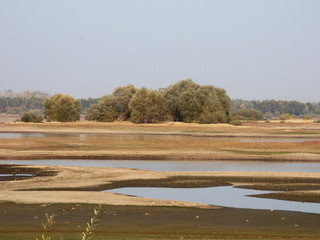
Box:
[0,132,319,143]
[0,173,34,177]
[108,186,320,214]
[2,159,320,173]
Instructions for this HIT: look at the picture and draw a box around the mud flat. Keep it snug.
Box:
[1,121,320,162]
[0,164,320,239]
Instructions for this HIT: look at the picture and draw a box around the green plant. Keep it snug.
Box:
[81,205,103,240]
[36,213,55,240]
[35,205,103,240]
[230,120,242,126]
[20,112,43,123]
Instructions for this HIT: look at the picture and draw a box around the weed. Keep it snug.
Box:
[81,205,103,240]
[35,205,103,240]
[36,213,55,240]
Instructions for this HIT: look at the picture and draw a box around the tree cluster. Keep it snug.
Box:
[164,79,231,123]
[85,80,231,124]
[232,99,320,119]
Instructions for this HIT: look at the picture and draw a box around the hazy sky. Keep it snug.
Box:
[1,0,319,102]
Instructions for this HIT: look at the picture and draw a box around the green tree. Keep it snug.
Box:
[164,79,200,121]
[85,95,118,122]
[179,87,201,122]
[112,84,136,120]
[43,94,81,122]
[129,88,166,123]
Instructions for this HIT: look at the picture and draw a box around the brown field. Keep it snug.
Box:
[0,120,320,161]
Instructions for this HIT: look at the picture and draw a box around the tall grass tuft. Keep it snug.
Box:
[36,213,55,240]
[81,205,103,240]
[35,205,103,240]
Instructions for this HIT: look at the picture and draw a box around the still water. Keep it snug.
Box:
[0,132,319,143]
[108,186,320,214]
[1,159,320,214]
[2,159,320,173]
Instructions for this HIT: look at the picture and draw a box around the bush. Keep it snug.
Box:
[230,120,242,126]
[231,109,264,121]
[20,112,43,123]
[279,113,292,121]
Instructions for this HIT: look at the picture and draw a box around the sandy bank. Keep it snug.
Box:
[1,164,320,206]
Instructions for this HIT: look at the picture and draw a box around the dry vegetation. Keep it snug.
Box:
[0,120,320,161]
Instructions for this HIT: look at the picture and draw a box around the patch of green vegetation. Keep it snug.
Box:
[1,203,320,240]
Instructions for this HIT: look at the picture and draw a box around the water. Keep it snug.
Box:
[0,173,34,177]
[1,159,320,214]
[108,186,320,214]
[1,132,319,143]
[1,132,319,214]
[0,173,35,182]
[2,159,320,173]
[0,133,45,138]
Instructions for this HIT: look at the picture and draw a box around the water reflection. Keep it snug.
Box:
[108,186,320,214]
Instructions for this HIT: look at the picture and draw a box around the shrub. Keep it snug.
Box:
[230,120,242,126]
[231,109,264,121]
[20,112,43,123]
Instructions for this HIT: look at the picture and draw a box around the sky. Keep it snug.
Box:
[1,0,320,102]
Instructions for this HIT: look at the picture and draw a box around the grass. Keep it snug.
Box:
[1,203,320,240]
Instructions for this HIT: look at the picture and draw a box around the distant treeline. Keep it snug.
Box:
[0,95,99,114]
[232,99,320,119]
[0,96,45,114]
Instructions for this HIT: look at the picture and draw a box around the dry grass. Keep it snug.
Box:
[0,121,320,161]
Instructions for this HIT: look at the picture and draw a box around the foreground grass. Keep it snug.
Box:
[1,203,320,240]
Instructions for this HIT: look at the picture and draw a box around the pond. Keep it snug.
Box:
[2,159,320,173]
[108,186,320,214]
